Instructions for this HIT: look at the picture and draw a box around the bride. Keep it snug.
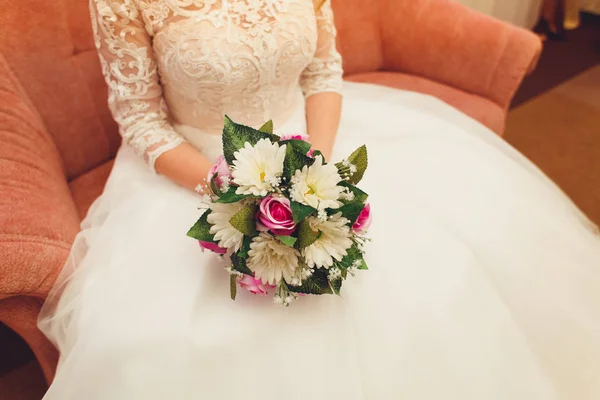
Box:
[39,0,600,399]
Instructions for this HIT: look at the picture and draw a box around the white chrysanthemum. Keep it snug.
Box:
[231,139,286,196]
[290,155,343,211]
[302,213,353,269]
[207,202,245,251]
[247,233,300,285]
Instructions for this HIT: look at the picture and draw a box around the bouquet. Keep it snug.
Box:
[187,116,371,306]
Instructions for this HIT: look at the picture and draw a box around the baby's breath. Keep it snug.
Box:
[289,277,302,286]
[301,268,314,279]
[318,209,328,221]
[327,267,342,281]
[219,176,231,193]
[337,159,358,180]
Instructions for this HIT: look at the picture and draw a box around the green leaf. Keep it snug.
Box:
[333,182,369,223]
[276,235,297,247]
[258,120,274,135]
[222,115,278,165]
[229,203,258,237]
[230,274,237,300]
[231,250,254,275]
[186,211,215,242]
[296,219,319,249]
[288,268,335,295]
[338,145,368,185]
[339,181,369,204]
[336,203,366,225]
[330,278,343,295]
[281,139,312,156]
[238,236,252,259]
[348,145,368,184]
[215,186,253,204]
[290,201,316,224]
[283,145,314,181]
[312,150,324,161]
[337,245,367,270]
[209,172,222,197]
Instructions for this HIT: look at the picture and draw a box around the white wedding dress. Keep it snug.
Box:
[39,1,600,399]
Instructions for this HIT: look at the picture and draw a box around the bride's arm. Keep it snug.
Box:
[301,0,344,161]
[153,144,213,190]
[90,0,211,191]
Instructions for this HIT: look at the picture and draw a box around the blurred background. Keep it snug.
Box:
[1,0,599,399]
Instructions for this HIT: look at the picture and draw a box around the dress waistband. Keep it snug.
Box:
[173,98,307,163]
[173,124,223,163]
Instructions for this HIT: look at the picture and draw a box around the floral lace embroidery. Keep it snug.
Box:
[90,0,343,170]
[300,0,343,98]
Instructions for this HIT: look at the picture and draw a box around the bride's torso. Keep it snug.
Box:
[140,0,318,132]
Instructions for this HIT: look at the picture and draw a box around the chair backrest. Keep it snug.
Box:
[332,0,383,75]
[0,0,382,180]
[0,0,121,181]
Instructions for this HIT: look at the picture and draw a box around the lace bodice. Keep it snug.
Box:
[90,0,343,169]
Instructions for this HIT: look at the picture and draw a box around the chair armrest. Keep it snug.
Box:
[378,0,542,109]
[0,57,80,300]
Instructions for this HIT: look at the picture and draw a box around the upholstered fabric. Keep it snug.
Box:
[0,0,541,385]
[331,0,383,75]
[0,56,80,299]
[376,0,542,109]
[69,160,114,220]
[347,72,506,133]
[0,55,79,383]
[0,297,58,383]
[0,0,121,181]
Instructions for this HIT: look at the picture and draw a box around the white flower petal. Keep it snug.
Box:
[290,156,343,211]
[247,233,300,285]
[302,213,353,269]
[207,202,245,251]
[232,139,285,196]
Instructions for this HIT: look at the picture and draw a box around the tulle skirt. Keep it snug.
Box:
[40,82,600,399]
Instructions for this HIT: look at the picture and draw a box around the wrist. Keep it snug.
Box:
[309,135,334,161]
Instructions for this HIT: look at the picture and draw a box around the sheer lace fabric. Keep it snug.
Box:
[90,0,343,169]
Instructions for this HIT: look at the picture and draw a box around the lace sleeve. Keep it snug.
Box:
[90,0,185,170]
[300,0,344,99]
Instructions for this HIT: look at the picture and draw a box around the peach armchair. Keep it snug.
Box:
[0,0,541,384]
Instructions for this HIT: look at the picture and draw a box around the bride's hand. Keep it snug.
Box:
[305,92,341,163]
[154,142,214,191]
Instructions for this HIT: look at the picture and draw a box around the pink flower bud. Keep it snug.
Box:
[352,203,372,233]
[280,133,309,142]
[238,275,273,295]
[198,240,227,254]
[208,155,232,187]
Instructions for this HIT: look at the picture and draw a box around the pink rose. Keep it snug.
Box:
[208,155,232,186]
[238,275,273,295]
[352,203,372,233]
[280,134,314,157]
[198,240,227,254]
[257,195,296,236]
